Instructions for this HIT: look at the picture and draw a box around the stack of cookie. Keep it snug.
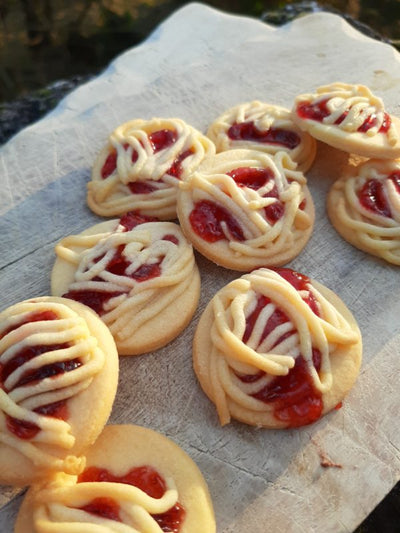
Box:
[3,81,398,530]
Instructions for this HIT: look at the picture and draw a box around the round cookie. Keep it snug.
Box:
[193,267,362,428]
[0,296,119,486]
[51,214,200,355]
[177,149,315,271]
[15,424,216,533]
[87,117,216,220]
[207,100,316,172]
[327,159,400,264]
[292,82,400,159]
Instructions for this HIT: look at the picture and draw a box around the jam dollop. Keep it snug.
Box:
[358,171,400,218]
[228,121,300,150]
[189,165,287,242]
[297,99,391,133]
[1,310,80,440]
[189,200,245,242]
[100,128,191,187]
[238,268,323,427]
[63,242,163,315]
[77,465,185,532]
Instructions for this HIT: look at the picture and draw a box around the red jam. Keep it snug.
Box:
[238,268,323,427]
[189,200,245,242]
[297,99,391,133]
[101,143,138,179]
[1,311,80,440]
[77,465,185,531]
[63,242,164,315]
[358,171,400,218]
[119,211,159,230]
[101,129,183,185]
[189,165,287,242]
[62,290,125,316]
[228,121,301,150]
[228,166,285,224]
[148,129,177,153]
[128,182,157,195]
[167,149,194,178]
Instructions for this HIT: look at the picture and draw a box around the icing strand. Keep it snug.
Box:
[0,301,104,472]
[56,222,196,342]
[206,269,358,425]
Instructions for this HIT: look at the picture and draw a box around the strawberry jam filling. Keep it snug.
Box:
[189,200,245,242]
[228,121,301,150]
[119,211,159,230]
[237,268,323,427]
[189,166,285,242]
[297,98,391,133]
[358,171,400,218]
[101,129,192,192]
[63,242,165,315]
[1,310,80,440]
[77,465,185,532]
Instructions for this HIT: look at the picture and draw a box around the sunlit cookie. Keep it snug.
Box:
[292,82,400,159]
[87,117,216,219]
[0,297,118,486]
[327,159,400,264]
[176,149,314,271]
[193,268,362,428]
[207,100,316,172]
[15,424,216,533]
[51,213,200,355]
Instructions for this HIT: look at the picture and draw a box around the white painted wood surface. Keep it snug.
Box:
[1,3,400,531]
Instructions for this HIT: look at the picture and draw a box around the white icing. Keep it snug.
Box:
[31,471,180,532]
[55,222,196,343]
[0,300,104,472]
[204,269,359,425]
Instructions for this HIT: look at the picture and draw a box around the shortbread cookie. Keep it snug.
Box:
[177,149,315,271]
[15,424,216,533]
[327,159,400,264]
[51,215,200,355]
[193,268,362,428]
[207,100,316,172]
[292,82,400,159]
[87,117,216,219]
[0,297,118,486]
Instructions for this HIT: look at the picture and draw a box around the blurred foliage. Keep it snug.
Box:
[0,0,399,103]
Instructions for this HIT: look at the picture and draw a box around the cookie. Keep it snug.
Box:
[193,268,362,428]
[15,424,216,533]
[0,297,118,486]
[87,117,216,219]
[327,159,400,264]
[207,100,316,172]
[292,82,400,159]
[177,149,315,271]
[51,214,200,355]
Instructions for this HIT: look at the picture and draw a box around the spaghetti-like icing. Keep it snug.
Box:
[87,118,215,219]
[200,268,359,425]
[179,150,313,267]
[328,160,400,264]
[0,300,104,472]
[55,222,196,345]
[30,471,180,532]
[296,83,398,144]
[207,101,316,172]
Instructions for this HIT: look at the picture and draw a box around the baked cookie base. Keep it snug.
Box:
[15,424,216,533]
[193,279,362,428]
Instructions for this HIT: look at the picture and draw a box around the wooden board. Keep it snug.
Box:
[1,3,400,531]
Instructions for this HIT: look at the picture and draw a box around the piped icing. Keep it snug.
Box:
[87,118,216,219]
[0,300,104,473]
[56,221,196,345]
[197,268,360,426]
